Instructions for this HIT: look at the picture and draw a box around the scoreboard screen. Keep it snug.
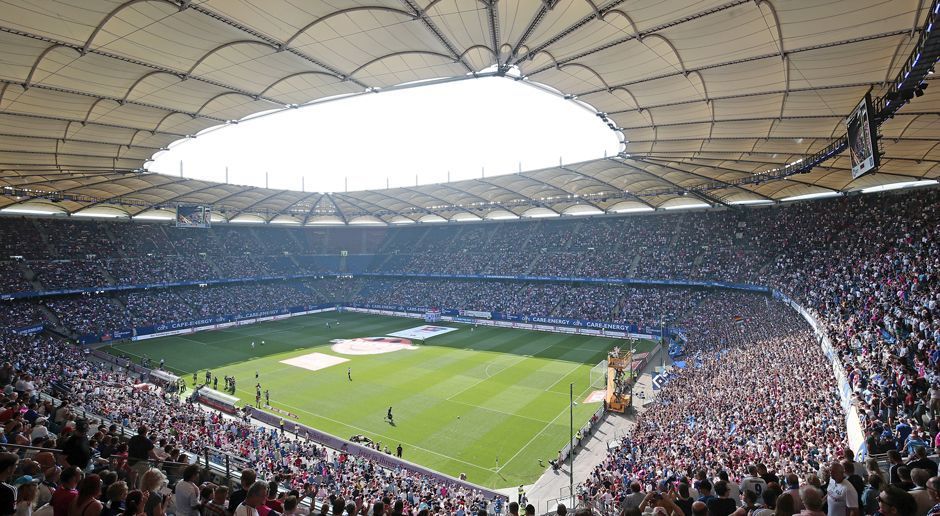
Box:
[176,205,211,228]
[846,93,880,179]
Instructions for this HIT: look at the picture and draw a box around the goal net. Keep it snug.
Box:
[590,360,608,389]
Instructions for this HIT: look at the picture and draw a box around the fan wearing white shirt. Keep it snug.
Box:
[740,466,768,502]
[234,481,268,516]
[826,462,859,516]
[174,465,201,516]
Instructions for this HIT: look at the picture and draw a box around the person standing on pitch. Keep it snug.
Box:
[347,367,352,381]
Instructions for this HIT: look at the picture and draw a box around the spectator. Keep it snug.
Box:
[173,466,200,516]
[51,468,82,516]
[13,478,37,516]
[707,481,737,516]
[877,486,916,516]
[227,470,256,514]
[234,482,267,516]
[798,486,826,516]
[909,469,932,516]
[0,453,18,516]
[827,462,860,516]
[861,475,884,515]
[101,482,127,516]
[67,475,102,516]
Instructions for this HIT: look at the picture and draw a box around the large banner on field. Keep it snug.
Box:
[387,325,458,340]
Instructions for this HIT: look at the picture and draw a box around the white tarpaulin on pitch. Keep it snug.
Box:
[387,325,458,340]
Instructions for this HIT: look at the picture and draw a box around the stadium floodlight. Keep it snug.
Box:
[729,199,774,205]
[663,203,709,210]
[1,207,65,216]
[608,206,654,214]
[861,179,937,193]
[780,191,841,202]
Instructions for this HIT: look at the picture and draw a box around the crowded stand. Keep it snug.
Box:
[29,260,110,291]
[583,295,848,501]
[102,256,218,286]
[351,280,706,329]
[0,329,499,515]
[43,295,130,337]
[0,217,48,260]
[0,187,938,515]
[122,291,197,330]
[0,301,44,330]
[0,262,29,293]
[37,280,353,337]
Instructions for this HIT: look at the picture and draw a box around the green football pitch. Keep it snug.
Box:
[103,311,656,487]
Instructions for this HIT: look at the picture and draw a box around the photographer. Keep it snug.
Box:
[639,490,684,516]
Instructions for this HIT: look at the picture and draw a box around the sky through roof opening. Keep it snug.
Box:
[146,76,621,193]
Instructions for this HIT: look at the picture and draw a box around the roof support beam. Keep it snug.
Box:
[0,171,133,182]
[511,0,630,67]
[400,0,474,72]
[485,0,500,64]
[638,157,776,201]
[0,80,229,124]
[324,194,348,224]
[432,182,495,207]
[0,132,162,152]
[0,25,288,106]
[0,111,186,140]
[144,182,232,211]
[298,193,327,225]
[331,194,389,220]
[354,189,449,218]
[205,187,257,211]
[182,3,370,90]
[558,166,657,209]
[643,156,842,193]
[572,30,914,97]
[398,186,462,212]
[507,1,556,69]
[476,178,542,209]
[522,1,744,72]
[66,176,192,213]
[609,157,729,207]
[225,190,290,220]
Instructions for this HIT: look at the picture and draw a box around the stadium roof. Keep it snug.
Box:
[0,0,938,224]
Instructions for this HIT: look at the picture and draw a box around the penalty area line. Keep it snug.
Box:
[495,380,594,474]
[231,388,494,472]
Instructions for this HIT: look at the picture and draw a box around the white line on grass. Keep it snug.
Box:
[543,362,586,393]
[446,355,528,401]
[445,399,553,425]
[495,380,595,473]
[231,389,494,472]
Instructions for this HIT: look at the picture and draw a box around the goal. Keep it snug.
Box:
[589,359,608,389]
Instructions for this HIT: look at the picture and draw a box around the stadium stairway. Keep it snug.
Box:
[285,253,304,272]
[627,254,642,277]
[246,228,268,251]
[28,219,56,257]
[156,225,178,254]
[410,227,434,250]
[285,229,306,251]
[368,252,398,272]
[100,225,125,257]
[521,343,668,514]
[109,296,127,314]
[36,303,65,333]
[15,261,37,288]
[98,261,118,285]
